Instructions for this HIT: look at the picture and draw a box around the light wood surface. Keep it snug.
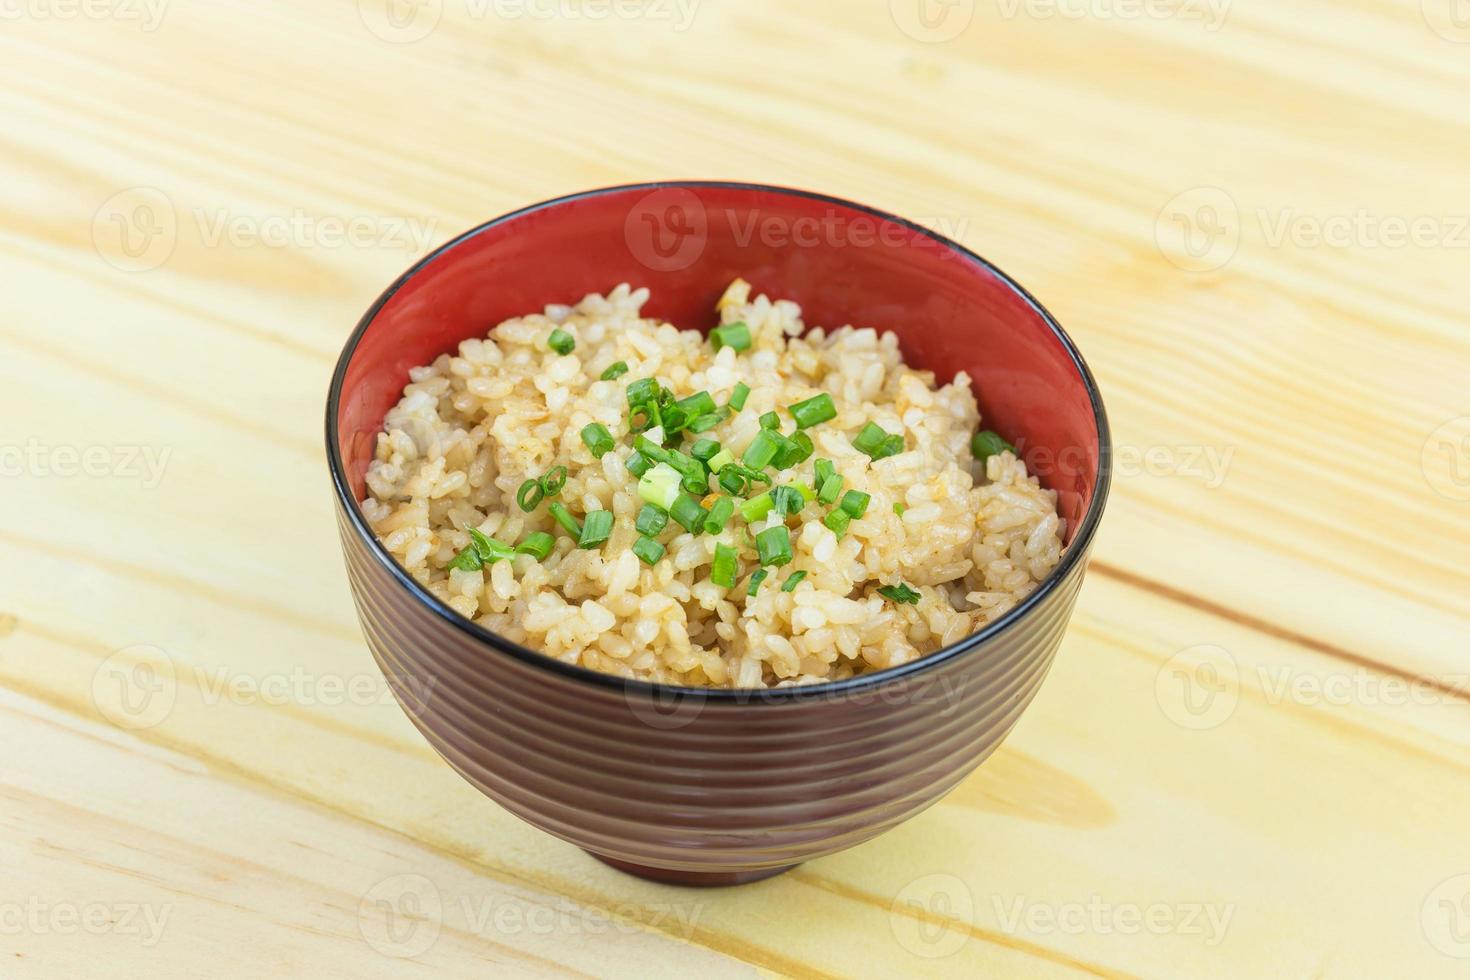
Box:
[3,1,1468,976]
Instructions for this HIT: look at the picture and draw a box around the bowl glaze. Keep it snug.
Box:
[327,182,1110,885]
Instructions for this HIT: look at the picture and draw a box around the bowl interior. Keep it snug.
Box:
[333,182,1104,539]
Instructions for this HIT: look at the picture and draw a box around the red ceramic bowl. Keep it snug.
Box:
[327,182,1110,885]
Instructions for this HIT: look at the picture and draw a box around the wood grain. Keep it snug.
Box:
[1,0,1468,976]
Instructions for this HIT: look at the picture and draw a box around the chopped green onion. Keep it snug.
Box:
[971,430,1017,462]
[878,583,922,604]
[747,569,768,595]
[625,451,651,478]
[517,479,545,512]
[740,492,774,523]
[759,411,780,430]
[635,504,669,537]
[788,393,836,429]
[782,570,807,592]
[852,422,890,457]
[704,496,734,534]
[814,458,835,487]
[466,528,514,565]
[447,546,481,571]
[840,490,871,518]
[774,430,813,469]
[634,435,670,462]
[770,485,804,517]
[707,448,735,472]
[600,361,629,381]
[515,531,555,560]
[874,434,905,460]
[578,510,613,549]
[548,502,581,537]
[690,438,721,462]
[547,328,575,355]
[670,493,708,533]
[710,322,751,352]
[893,502,907,516]
[823,509,850,538]
[718,468,747,495]
[794,482,816,502]
[540,466,567,496]
[626,377,660,408]
[728,382,750,410]
[755,525,792,566]
[711,543,738,588]
[581,422,614,458]
[632,536,665,566]
[817,472,844,505]
[638,463,683,511]
[687,413,723,434]
[742,429,784,470]
[677,391,717,418]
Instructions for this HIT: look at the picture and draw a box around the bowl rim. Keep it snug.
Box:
[326,180,1112,702]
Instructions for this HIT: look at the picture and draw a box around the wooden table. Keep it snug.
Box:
[4,2,1468,976]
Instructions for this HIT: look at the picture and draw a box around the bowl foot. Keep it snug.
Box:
[587,852,797,887]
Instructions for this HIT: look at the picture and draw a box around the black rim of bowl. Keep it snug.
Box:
[326,180,1113,703]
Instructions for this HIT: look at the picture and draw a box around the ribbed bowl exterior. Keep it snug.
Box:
[337,503,1093,876]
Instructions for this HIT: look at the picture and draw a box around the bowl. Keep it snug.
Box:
[326,182,1110,885]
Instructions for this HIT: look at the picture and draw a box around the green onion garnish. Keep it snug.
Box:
[718,468,747,495]
[541,466,567,496]
[447,546,481,571]
[788,393,836,429]
[670,493,708,533]
[814,458,835,486]
[874,434,905,460]
[747,569,769,595]
[690,438,721,462]
[971,430,1017,462]
[774,430,813,469]
[770,485,804,517]
[710,322,751,352]
[600,361,630,381]
[781,570,807,592]
[625,451,651,478]
[578,510,613,549]
[817,472,844,505]
[634,435,671,462]
[878,583,921,604]
[516,479,545,512]
[755,525,792,566]
[515,531,555,560]
[632,536,665,566]
[759,411,780,430]
[454,528,514,569]
[704,496,734,534]
[794,482,816,502]
[677,391,717,418]
[707,448,735,472]
[852,422,890,457]
[823,509,850,539]
[711,543,738,588]
[626,378,660,408]
[635,504,669,537]
[740,492,774,523]
[686,413,723,434]
[742,429,784,470]
[547,328,575,355]
[548,502,581,537]
[638,463,683,511]
[581,422,614,458]
[728,382,750,410]
[893,502,906,516]
[840,490,871,518]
